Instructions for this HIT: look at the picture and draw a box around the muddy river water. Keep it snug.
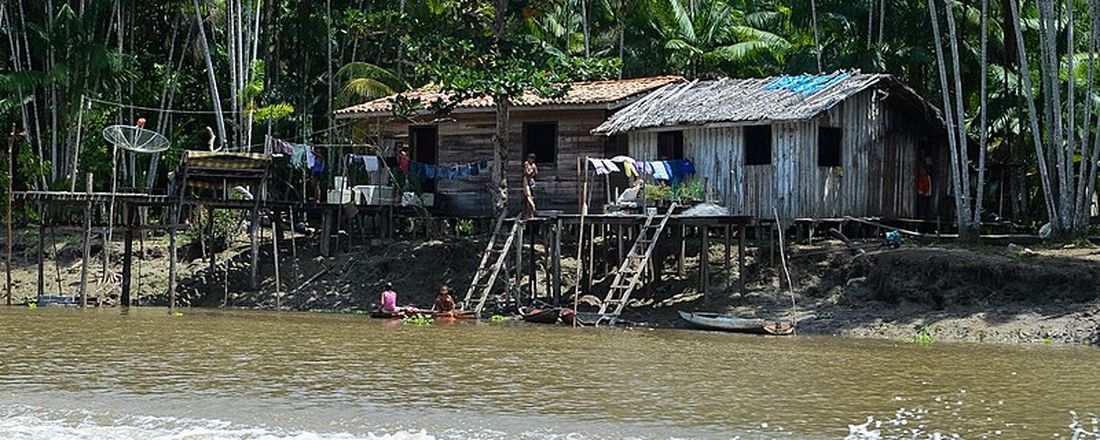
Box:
[0,307,1097,439]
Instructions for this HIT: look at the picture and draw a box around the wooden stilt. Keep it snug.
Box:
[528,223,536,298]
[289,208,300,286]
[36,201,44,301]
[168,203,179,312]
[552,218,562,305]
[4,128,11,306]
[121,206,133,307]
[699,226,709,300]
[249,202,260,290]
[616,225,624,264]
[724,225,731,289]
[677,224,686,277]
[586,224,595,293]
[738,224,746,294]
[272,209,282,309]
[207,204,216,277]
[79,173,93,308]
[515,220,524,305]
[320,208,332,257]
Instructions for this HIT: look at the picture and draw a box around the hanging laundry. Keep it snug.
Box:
[610,155,638,177]
[310,148,325,175]
[290,144,310,169]
[648,161,670,180]
[601,159,620,174]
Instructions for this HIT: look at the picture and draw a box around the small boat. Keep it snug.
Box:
[370,307,431,319]
[433,310,477,320]
[523,308,576,325]
[678,311,795,335]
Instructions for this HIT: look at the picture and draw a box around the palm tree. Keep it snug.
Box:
[335,62,407,105]
[648,0,790,78]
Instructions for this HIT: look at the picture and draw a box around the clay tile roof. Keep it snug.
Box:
[334,75,685,118]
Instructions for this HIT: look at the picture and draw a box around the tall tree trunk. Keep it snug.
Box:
[492,0,511,213]
[927,0,973,239]
[973,0,989,225]
[811,0,822,72]
[193,0,228,150]
[581,0,590,57]
[1008,0,1057,223]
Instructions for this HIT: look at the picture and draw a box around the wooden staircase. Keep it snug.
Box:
[596,204,677,317]
[462,213,523,317]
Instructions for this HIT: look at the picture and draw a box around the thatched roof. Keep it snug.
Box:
[592,72,944,135]
[334,76,684,119]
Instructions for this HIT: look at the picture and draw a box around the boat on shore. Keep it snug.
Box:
[678,311,795,335]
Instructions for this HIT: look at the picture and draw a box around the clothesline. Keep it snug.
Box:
[586,156,696,184]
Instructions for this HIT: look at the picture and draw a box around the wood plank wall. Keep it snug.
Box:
[371,109,612,216]
[628,89,933,220]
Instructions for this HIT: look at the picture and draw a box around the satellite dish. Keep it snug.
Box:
[103,123,170,154]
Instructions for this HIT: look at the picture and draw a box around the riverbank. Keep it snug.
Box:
[4,227,1098,346]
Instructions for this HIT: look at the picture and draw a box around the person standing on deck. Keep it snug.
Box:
[380,282,398,313]
[522,154,539,220]
[917,166,933,219]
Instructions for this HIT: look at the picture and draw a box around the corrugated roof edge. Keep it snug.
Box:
[591,73,947,136]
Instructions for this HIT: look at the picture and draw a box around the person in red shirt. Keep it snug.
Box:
[917,166,933,218]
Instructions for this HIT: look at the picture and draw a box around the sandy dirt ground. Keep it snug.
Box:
[4,226,1098,346]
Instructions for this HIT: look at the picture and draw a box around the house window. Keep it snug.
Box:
[818,126,842,167]
[744,125,772,165]
[524,122,557,163]
[657,131,684,160]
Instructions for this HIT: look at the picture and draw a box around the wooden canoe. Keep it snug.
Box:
[520,307,576,324]
[678,311,795,335]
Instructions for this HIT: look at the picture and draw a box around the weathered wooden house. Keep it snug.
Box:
[334,76,683,215]
[593,72,950,220]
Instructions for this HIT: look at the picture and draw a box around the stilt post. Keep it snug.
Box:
[79,173,93,308]
[738,223,746,294]
[36,201,45,301]
[121,205,133,307]
[699,226,709,300]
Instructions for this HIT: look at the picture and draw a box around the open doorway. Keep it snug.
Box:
[409,125,438,192]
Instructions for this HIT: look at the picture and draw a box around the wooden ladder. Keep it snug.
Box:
[597,204,677,317]
[462,213,523,317]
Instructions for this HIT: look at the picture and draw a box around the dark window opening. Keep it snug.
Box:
[524,122,557,164]
[818,126,842,167]
[657,131,684,160]
[744,125,772,165]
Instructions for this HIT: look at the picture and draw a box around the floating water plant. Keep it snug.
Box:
[490,315,505,322]
[912,325,935,345]
[27,303,37,310]
[402,314,431,326]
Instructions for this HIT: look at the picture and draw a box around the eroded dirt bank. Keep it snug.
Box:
[4,227,1098,346]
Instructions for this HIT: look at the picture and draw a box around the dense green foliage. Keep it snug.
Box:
[1,0,1099,230]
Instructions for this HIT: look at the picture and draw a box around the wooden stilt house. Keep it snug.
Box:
[593,72,951,221]
[334,76,683,216]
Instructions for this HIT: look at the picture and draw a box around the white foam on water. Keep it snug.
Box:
[0,404,435,440]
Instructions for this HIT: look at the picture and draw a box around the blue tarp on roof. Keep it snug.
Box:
[765,72,851,97]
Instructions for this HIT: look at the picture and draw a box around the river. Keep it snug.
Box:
[0,307,1096,439]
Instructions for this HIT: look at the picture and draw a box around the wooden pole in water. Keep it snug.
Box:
[79,173,93,308]
[677,224,686,277]
[573,156,590,325]
[5,127,14,306]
